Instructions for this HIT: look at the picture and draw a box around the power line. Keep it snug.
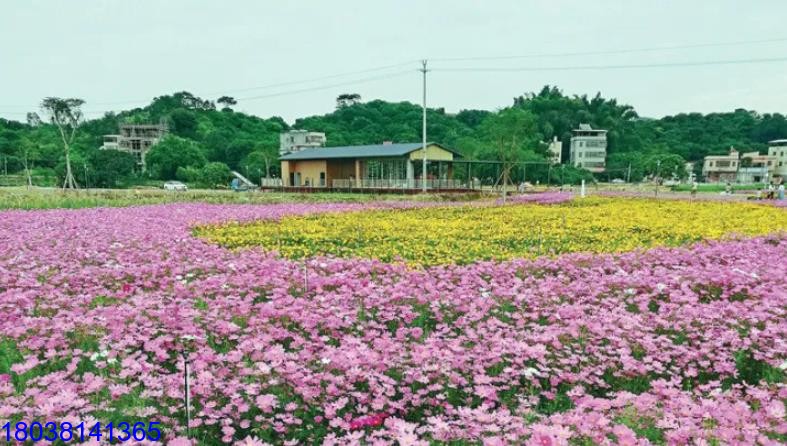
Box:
[432,56,787,72]
[234,70,414,102]
[205,61,417,95]
[0,70,416,117]
[86,60,418,107]
[430,37,787,62]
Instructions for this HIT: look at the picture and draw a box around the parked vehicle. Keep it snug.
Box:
[163,181,188,191]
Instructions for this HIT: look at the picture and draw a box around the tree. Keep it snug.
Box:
[26,112,42,127]
[145,135,207,179]
[336,93,362,108]
[644,154,687,181]
[168,109,199,139]
[217,96,237,111]
[88,150,136,187]
[41,97,84,189]
[241,148,278,181]
[198,162,232,188]
[478,108,540,202]
[19,137,40,189]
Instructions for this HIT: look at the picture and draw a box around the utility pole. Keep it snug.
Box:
[420,59,428,193]
[83,162,89,190]
[626,163,631,183]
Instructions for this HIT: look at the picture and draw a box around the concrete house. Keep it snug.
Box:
[279,142,464,190]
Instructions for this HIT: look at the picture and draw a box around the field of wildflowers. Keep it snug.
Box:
[197,197,787,266]
[0,197,785,445]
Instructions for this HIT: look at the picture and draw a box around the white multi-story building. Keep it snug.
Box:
[546,136,562,164]
[768,139,787,179]
[100,123,167,170]
[569,124,607,172]
[279,130,326,155]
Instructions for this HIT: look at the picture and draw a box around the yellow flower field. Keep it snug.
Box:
[197,198,787,266]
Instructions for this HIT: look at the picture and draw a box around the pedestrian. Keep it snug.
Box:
[725,182,732,195]
[779,183,785,200]
[767,183,775,199]
[691,181,698,198]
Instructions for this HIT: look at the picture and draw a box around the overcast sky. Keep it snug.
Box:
[2,0,787,124]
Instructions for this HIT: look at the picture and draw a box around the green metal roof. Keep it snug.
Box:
[279,142,462,160]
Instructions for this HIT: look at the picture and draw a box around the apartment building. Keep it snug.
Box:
[279,130,326,155]
[569,124,607,172]
[768,139,787,179]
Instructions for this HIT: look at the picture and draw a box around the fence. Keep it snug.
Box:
[330,178,473,190]
[260,178,283,187]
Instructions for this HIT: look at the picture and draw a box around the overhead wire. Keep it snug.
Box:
[429,36,787,62]
[2,36,787,117]
[432,56,787,72]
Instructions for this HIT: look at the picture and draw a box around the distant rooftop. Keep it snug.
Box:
[280,142,461,160]
[769,139,787,144]
[573,123,607,133]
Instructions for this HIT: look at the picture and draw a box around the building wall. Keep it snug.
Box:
[737,167,770,184]
[408,144,454,162]
[570,138,607,172]
[769,142,787,178]
[702,156,738,183]
[101,124,166,171]
[281,160,328,187]
[326,159,356,186]
[279,130,326,155]
[547,139,562,164]
[281,161,295,186]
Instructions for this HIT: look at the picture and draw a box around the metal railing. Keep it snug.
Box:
[331,178,473,190]
[260,178,283,187]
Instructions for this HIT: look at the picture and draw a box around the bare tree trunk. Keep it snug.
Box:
[63,148,77,189]
[56,124,78,189]
[501,165,510,204]
[22,152,32,190]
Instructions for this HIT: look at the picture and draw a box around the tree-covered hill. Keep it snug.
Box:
[1,86,785,187]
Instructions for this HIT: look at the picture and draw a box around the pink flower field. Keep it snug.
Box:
[0,201,785,445]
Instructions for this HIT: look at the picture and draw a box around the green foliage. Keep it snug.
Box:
[145,135,207,180]
[198,162,232,188]
[2,87,786,189]
[87,150,137,187]
[644,153,687,180]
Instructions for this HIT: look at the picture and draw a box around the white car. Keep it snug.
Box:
[163,181,188,191]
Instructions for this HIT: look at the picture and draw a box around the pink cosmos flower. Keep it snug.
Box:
[234,436,271,446]
[255,394,278,413]
[167,436,194,446]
